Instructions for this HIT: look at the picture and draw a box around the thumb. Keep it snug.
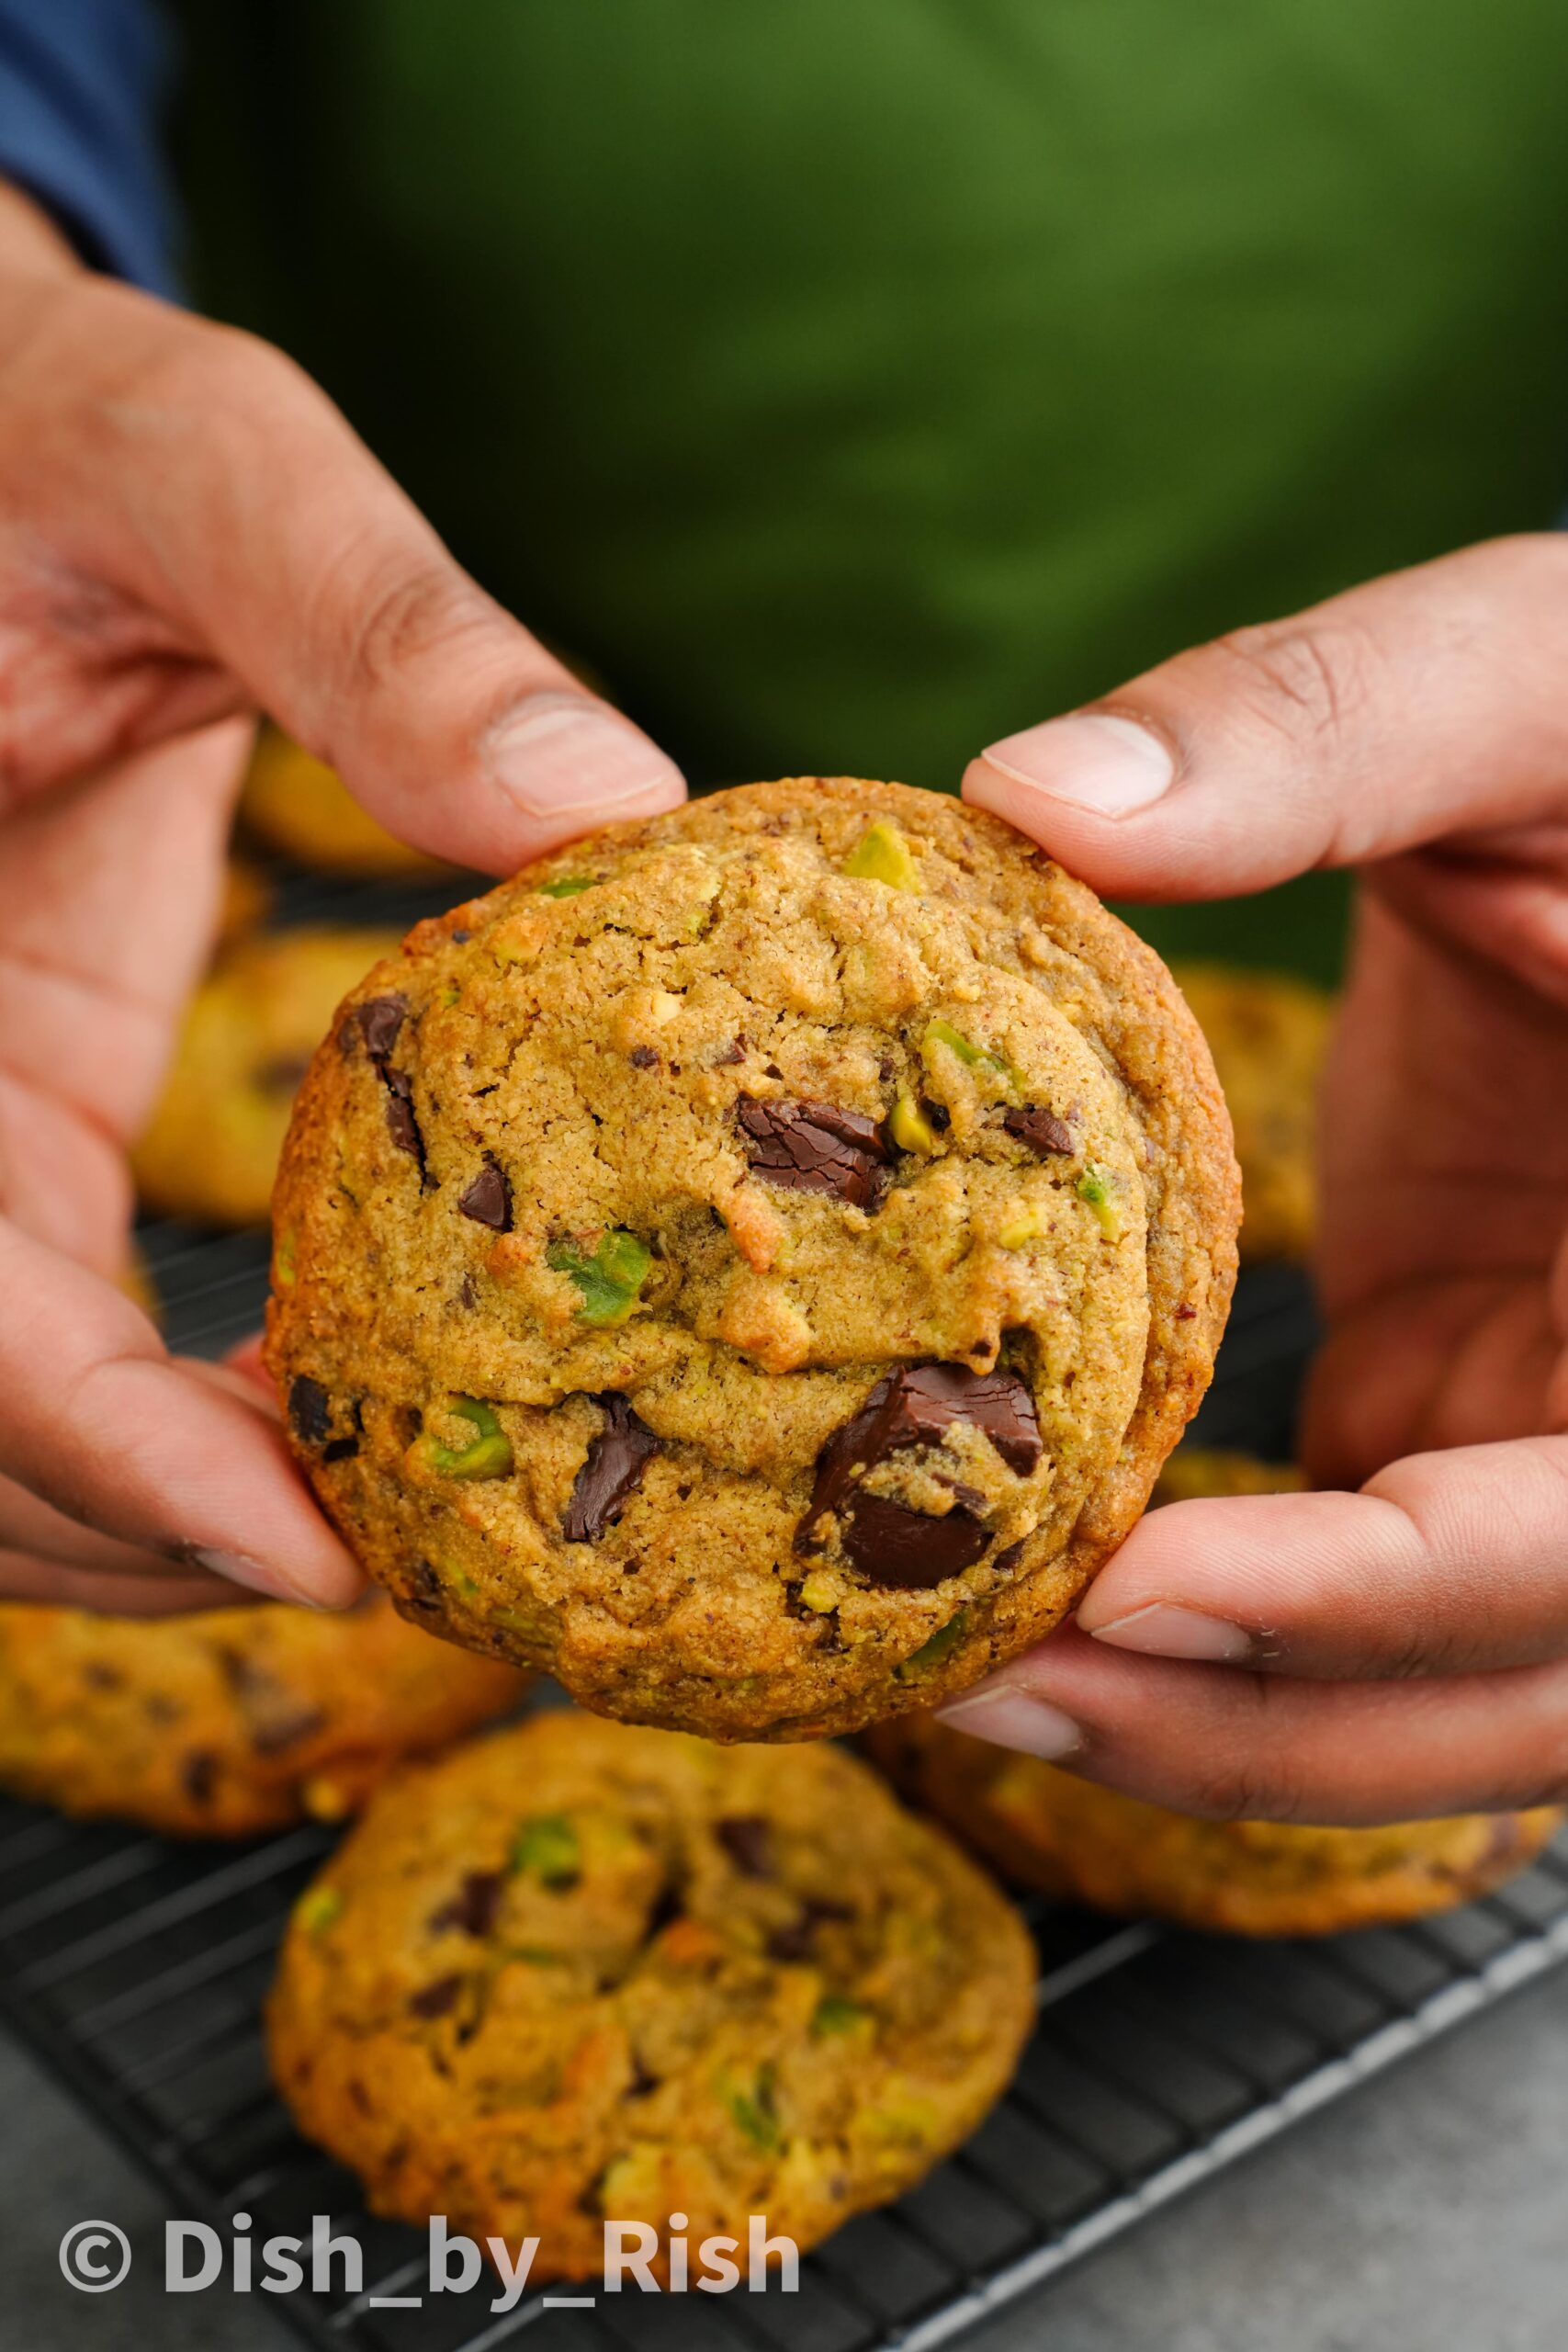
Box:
[962,535,1568,899]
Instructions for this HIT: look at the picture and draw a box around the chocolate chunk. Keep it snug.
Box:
[737,1097,890,1207]
[647,1880,684,1939]
[840,1490,991,1588]
[431,1870,505,1938]
[82,1662,122,1691]
[800,1363,1042,1552]
[450,927,472,944]
[922,1098,952,1133]
[288,1375,333,1444]
[715,1035,747,1066]
[321,1436,358,1463]
[628,1045,660,1070]
[1003,1104,1075,1157]
[355,995,409,1060]
[384,1068,423,1157]
[715,1815,772,1878]
[561,1394,660,1543]
[993,1539,1026,1577]
[409,1973,463,2019]
[766,1896,852,1962]
[458,1159,512,1231]
[181,1749,217,1804]
[249,1703,328,1757]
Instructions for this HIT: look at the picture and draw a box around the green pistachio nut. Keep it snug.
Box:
[897,1608,971,1677]
[811,1993,871,2037]
[511,1813,582,1889]
[720,2065,782,2151]
[537,875,597,898]
[295,1885,343,1938]
[421,1396,513,1479]
[547,1229,652,1326]
[920,1017,1016,1092]
[1077,1166,1122,1238]
[887,1091,940,1154]
[843,819,919,890]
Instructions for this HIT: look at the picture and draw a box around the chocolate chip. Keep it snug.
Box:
[1002,1104,1074,1157]
[647,1880,684,1938]
[840,1490,992,1587]
[715,1815,772,1878]
[766,1896,852,1962]
[250,1704,329,1757]
[383,1068,423,1159]
[921,1098,952,1133]
[737,1097,890,1207]
[82,1662,121,1691]
[288,1375,333,1444]
[430,1870,505,1938]
[409,1973,463,2019]
[993,1539,1026,1577]
[181,1749,217,1804]
[458,1272,479,1309]
[355,995,409,1060]
[802,1362,1042,1543]
[628,1045,660,1069]
[715,1036,747,1066]
[450,927,472,944]
[458,1159,512,1231]
[561,1394,660,1543]
[321,1436,358,1463]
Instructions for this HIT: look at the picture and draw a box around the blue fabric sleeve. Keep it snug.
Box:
[0,0,177,295]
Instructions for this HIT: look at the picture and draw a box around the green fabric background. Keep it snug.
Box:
[173,3,1568,979]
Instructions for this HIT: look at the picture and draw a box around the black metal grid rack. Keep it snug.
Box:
[5,860,1566,2351]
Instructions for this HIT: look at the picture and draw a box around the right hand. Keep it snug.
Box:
[0,185,685,1614]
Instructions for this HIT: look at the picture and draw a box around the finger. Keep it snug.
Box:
[961,534,1568,899]
[1071,1439,1568,1682]
[0,1222,363,1609]
[935,1621,1568,1824]
[12,282,685,869]
[0,1467,240,1578]
[0,1550,254,1613]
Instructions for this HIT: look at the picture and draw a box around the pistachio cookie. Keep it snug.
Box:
[1172,963,1333,1263]
[863,1715,1562,1937]
[0,1594,525,1838]
[266,778,1239,1739]
[239,724,453,878]
[266,1712,1036,2279]
[133,926,402,1225]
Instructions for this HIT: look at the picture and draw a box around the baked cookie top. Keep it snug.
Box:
[133,926,404,1227]
[266,779,1238,1736]
[0,1594,525,1838]
[266,1711,1035,2278]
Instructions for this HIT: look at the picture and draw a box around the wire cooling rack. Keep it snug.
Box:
[6,861,1568,2351]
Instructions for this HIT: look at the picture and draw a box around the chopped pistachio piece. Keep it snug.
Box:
[294,1885,343,1938]
[1077,1166,1122,1238]
[421,1396,513,1479]
[920,1017,1015,1092]
[720,2064,782,2151]
[997,1206,1044,1250]
[897,1608,971,1677]
[843,819,919,890]
[811,1993,871,2037]
[537,874,597,899]
[797,1568,840,1614]
[547,1228,652,1326]
[511,1813,581,1888]
[887,1091,940,1154]
[274,1226,297,1288]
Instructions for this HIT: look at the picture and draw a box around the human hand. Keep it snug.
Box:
[943,534,1568,1822]
[0,187,683,1614]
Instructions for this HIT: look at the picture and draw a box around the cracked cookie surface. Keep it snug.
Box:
[265,778,1238,1737]
[265,1711,1035,2279]
[0,1595,525,1837]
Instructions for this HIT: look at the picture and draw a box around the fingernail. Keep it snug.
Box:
[487,694,684,818]
[181,1545,326,1608]
[978,714,1174,817]
[934,1683,1082,1758]
[1085,1602,1253,1662]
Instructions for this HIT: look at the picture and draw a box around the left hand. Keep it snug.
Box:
[940,534,1568,1824]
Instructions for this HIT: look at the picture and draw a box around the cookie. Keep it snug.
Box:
[133,926,402,1225]
[866,1446,1562,1934]
[266,778,1239,1739]
[0,1594,525,1838]
[863,1714,1562,1936]
[1172,963,1333,1263]
[266,1712,1036,2279]
[239,723,453,878]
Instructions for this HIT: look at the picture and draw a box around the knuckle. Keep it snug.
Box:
[338,562,494,697]
[1208,616,1381,755]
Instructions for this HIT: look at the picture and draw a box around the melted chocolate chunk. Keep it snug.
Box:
[840,1491,991,1588]
[801,1362,1042,1545]
[993,1539,1026,1577]
[383,1068,425,1166]
[561,1394,660,1543]
[431,1870,505,1938]
[457,1159,512,1231]
[321,1436,358,1463]
[715,1035,747,1066]
[355,995,409,1060]
[181,1749,217,1804]
[628,1045,660,1070]
[409,1973,463,2019]
[288,1375,333,1445]
[737,1096,890,1206]
[249,1704,329,1757]
[1002,1104,1075,1157]
[715,1815,772,1878]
